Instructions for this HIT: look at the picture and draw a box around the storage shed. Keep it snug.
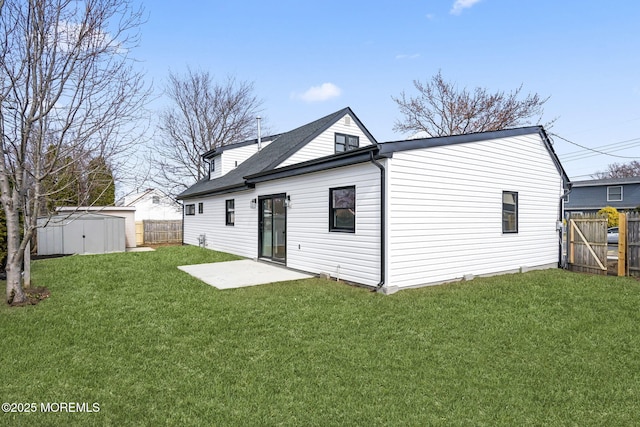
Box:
[56,206,137,248]
[37,213,126,255]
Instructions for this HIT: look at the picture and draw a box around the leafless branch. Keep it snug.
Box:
[150,69,264,198]
[392,70,551,137]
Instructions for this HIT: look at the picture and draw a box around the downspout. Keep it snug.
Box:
[559,184,572,269]
[369,151,385,291]
[181,200,185,246]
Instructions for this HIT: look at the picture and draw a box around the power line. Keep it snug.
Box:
[562,139,640,162]
[561,136,640,158]
[551,133,640,162]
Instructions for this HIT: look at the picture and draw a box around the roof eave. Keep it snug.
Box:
[246,145,380,183]
[177,183,253,200]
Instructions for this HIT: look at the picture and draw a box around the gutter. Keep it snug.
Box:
[369,151,386,291]
[177,182,252,200]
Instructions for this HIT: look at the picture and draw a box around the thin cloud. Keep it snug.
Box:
[396,53,421,60]
[55,21,124,53]
[450,0,481,15]
[291,83,341,102]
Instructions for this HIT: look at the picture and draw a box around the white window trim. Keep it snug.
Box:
[607,186,623,202]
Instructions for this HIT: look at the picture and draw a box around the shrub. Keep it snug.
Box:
[597,206,619,227]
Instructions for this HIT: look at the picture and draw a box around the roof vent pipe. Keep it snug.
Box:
[256,116,262,151]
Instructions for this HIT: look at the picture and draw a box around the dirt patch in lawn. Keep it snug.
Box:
[7,286,50,307]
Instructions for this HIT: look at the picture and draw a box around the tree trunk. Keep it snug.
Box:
[5,260,26,305]
[5,207,26,305]
[23,241,31,288]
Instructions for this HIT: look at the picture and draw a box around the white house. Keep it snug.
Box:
[121,188,182,221]
[178,107,570,293]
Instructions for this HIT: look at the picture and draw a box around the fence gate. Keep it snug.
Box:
[567,213,608,275]
[628,213,640,277]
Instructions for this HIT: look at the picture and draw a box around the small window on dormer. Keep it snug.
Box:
[335,133,359,153]
[152,196,160,204]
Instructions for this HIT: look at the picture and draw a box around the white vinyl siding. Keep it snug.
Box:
[183,190,257,258]
[386,133,563,289]
[183,162,381,286]
[277,114,374,168]
[209,156,223,179]
[261,163,380,286]
[209,141,273,180]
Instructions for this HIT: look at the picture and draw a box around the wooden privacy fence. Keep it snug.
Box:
[567,213,608,275]
[567,212,640,277]
[139,220,183,245]
[626,212,640,277]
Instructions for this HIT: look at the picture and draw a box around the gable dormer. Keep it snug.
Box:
[205,137,274,180]
[276,112,376,168]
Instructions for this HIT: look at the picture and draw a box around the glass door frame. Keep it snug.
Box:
[258,193,287,264]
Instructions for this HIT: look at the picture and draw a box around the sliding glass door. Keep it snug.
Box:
[259,194,286,263]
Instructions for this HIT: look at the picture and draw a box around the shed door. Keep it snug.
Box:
[63,220,85,254]
[62,218,104,254]
[83,219,104,254]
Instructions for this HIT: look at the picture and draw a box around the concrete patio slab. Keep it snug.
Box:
[126,247,155,252]
[178,259,313,289]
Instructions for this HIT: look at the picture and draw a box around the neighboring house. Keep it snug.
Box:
[178,107,570,293]
[121,188,182,221]
[564,177,640,214]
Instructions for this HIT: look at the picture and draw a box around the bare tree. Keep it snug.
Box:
[592,161,640,179]
[152,69,264,197]
[0,0,150,305]
[393,71,551,137]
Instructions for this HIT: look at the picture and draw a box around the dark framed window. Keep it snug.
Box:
[329,186,355,232]
[502,191,518,233]
[335,133,359,153]
[185,204,195,216]
[607,186,622,202]
[198,202,203,214]
[225,199,235,226]
[152,195,160,204]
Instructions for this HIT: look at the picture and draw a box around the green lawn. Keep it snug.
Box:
[1,246,640,426]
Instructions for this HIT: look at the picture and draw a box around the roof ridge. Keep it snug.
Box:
[177,107,359,199]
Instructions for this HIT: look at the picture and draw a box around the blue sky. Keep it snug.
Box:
[134,0,640,180]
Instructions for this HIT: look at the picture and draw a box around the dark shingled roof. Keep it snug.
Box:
[178,107,374,199]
